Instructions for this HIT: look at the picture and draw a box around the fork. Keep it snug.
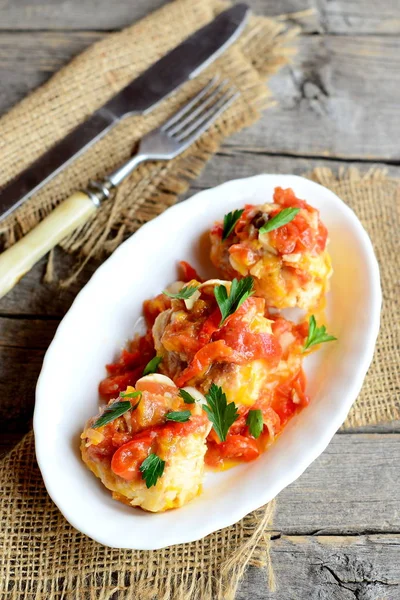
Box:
[0,79,238,299]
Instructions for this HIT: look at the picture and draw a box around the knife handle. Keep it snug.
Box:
[0,191,97,300]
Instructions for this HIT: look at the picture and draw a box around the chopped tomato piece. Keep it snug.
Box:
[111,432,154,481]
[273,186,308,210]
[160,414,208,439]
[215,326,282,365]
[317,221,328,251]
[210,223,223,237]
[198,308,221,345]
[179,261,203,283]
[213,298,282,365]
[106,349,141,375]
[99,367,143,399]
[228,244,257,267]
[272,369,309,426]
[206,435,260,466]
[176,340,236,386]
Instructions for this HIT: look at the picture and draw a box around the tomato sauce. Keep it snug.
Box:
[95,261,310,471]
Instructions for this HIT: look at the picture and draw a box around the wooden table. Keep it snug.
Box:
[1,1,399,597]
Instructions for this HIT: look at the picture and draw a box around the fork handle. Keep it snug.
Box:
[0,191,97,300]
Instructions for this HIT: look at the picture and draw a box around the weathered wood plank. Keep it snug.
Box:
[0,346,44,434]
[316,0,400,35]
[185,151,399,196]
[238,535,400,600]
[0,316,60,348]
[1,32,400,161]
[274,434,400,534]
[0,0,397,34]
[228,34,400,161]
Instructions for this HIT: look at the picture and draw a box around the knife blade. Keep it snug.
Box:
[0,3,249,221]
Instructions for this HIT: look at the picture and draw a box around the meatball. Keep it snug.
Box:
[152,279,305,409]
[209,187,332,311]
[81,374,211,512]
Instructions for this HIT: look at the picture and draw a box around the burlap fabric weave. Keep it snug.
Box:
[1,168,399,600]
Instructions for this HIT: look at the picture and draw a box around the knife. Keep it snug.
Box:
[0,3,249,221]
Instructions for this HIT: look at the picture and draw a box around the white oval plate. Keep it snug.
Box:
[34,175,381,550]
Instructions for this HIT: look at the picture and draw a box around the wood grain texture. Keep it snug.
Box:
[185,152,400,196]
[229,34,400,160]
[275,434,400,535]
[238,535,400,599]
[1,32,400,161]
[0,0,398,34]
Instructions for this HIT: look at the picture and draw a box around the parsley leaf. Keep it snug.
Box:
[222,209,244,240]
[259,207,300,234]
[143,356,162,376]
[165,410,191,423]
[214,277,254,326]
[93,400,132,429]
[246,409,263,439]
[303,315,337,352]
[163,285,199,300]
[179,389,196,404]
[119,390,142,400]
[202,383,239,442]
[140,453,166,488]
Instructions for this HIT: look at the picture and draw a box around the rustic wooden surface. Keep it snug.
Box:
[0,1,399,598]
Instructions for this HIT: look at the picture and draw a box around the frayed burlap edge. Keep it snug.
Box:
[0,430,276,600]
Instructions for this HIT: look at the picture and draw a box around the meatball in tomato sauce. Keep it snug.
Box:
[209,187,332,311]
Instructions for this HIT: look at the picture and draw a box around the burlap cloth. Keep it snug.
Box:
[0,0,399,598]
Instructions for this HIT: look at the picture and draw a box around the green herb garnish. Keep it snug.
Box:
[119,390,142,400]
[93,400,132,429]
[259,207,300,234]
[222,209,244,240]
[140,453,166,488]
[246,409,263,439]
[303,315,337,352]
[179,389,197,404]
[202,383,239,442]
[163,285,199,300]
[143,356,162,376]
[165,410,191,423]
[214,277,254,326]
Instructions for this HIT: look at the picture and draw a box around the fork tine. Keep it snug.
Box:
[166,80,228,136]
[160,77,218,132]
[174,89,238,143]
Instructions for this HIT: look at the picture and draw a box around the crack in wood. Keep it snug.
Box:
[320,562,399,591]
[218,147,400,166]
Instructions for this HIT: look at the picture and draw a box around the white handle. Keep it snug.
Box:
[0,191,97,299]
